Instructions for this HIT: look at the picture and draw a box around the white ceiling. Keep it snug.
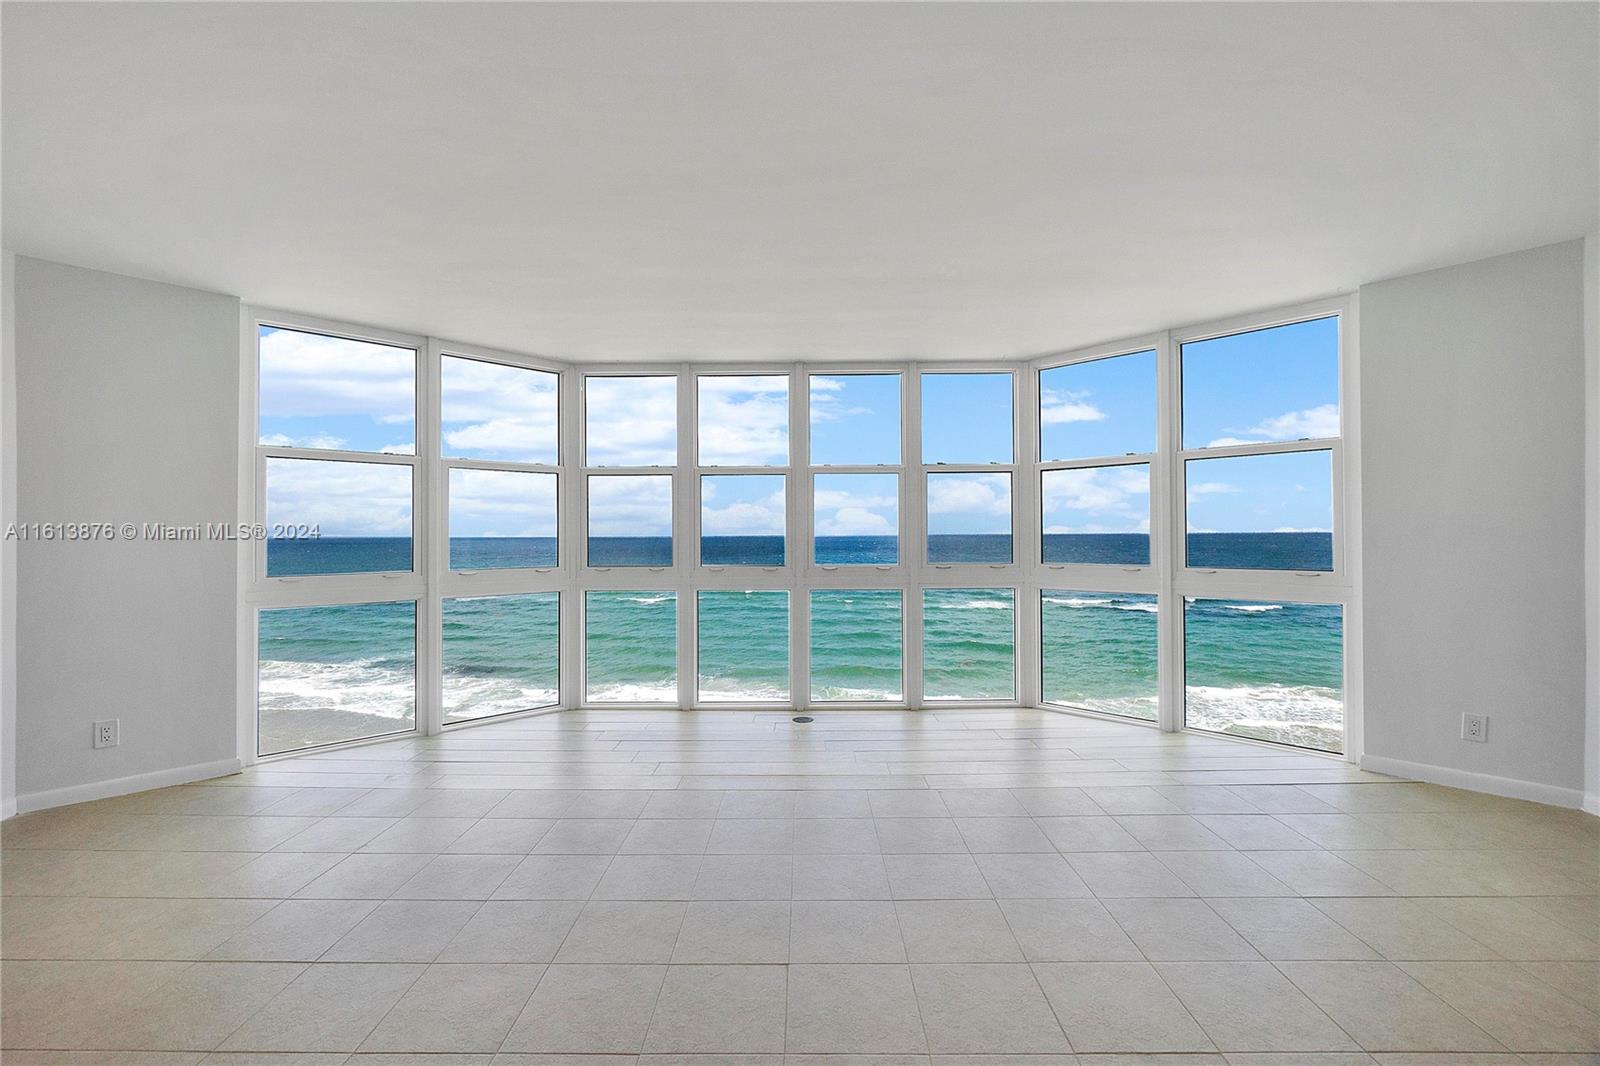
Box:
[3,2,1596,362]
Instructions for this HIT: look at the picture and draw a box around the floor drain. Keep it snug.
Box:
[792,716,814,723]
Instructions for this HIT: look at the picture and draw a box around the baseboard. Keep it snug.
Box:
[1360,753,1587,810]
[1585,791,1600,817]
[12,757,243,816]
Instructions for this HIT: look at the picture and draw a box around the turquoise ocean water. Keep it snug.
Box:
[259,533,1343,753]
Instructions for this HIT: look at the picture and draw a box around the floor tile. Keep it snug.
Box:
[501,963,665,1053]
[553,901,687,962]
[884,854,993,899]
[358,962,544,1052]
[492,854,613,899]
[1397,961,1600,1052]
[1206,898,1381,961]
[786,964,927,1053]
[218,963,424,1052]
[909,963,1069,1054]
[896,900,1022,962]
[790,901,906,962]
[1031,961,1213,1053]
[1064,851,1197,897]
[972,852,1092,898]
[205,900,378,961]
[695,854,794,899]
[641,965,788,1053]
[1311,898,1500,960]
[1103,898,1261,961]
[390,854,521,900]
[1157,961,1359,1051]
[594,854,705,900]
[672,901,790,962]
[321,900,481,962]
[1278,961,1506,1052]
[998,897,1141,961]
[436,900,584,962]
[791,854,891,900]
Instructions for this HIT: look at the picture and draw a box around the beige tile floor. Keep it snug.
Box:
[2,707,1597,1065]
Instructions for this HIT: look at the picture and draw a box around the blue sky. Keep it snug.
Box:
[264,319,1336,537]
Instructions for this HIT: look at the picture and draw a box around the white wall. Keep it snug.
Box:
[2,252,18,819]
[1586,230,1599,813]
[11,257,241,811]
[1360,239,1589,806]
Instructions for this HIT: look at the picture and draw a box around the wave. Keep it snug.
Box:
[933,600,1013,611]
[1220,604,1283,613]
[1042,596,1114,607]
[1111,603,1158,613]
[586,681,679,703]
[258,658,415,720]
[620,595,672,606]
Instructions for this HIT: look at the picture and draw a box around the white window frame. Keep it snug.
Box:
[238,293,1361,766]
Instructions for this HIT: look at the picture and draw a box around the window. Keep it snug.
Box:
[810,373,900,466]
[1185,450,1333,571]
[585,376,677,467]
[1041,590,1157,720]
[814,473,898,564]
[1182,316,1339,450]
[1040,465,1150,565]
[585,591,677,703]
[810,589,903,702]
[1184,598,1344,753]
[1040,350,1155,461]
[441,356,558,464]
[922,588,1016,700]
[588,474,673,567]
[701,474,786,566]
[927,472,1012,563]
[259,326,415,453]
[448,469,558,570]
[698,374,789,466]
[922,372,1012,464]
[257,601,416,756]
[697,590,789,702]
[265,457,413,577]
[443,593,559,723]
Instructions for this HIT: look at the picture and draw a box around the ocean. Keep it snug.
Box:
[258,532,1342,755]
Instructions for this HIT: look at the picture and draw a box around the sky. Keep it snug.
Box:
[262,317,1337,539]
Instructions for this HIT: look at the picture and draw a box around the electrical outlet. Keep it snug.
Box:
[93,719,119,749]
[1461,713,1488,743]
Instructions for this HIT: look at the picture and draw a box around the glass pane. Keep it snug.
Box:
[810,589,903,702]
[927,472,1011,563]
[814,473,898,565]
[448,469,557,570]
[265,457,412,577]
[922,588,1015,700]
[698,375,789,466]
[585,376,677,467]
[258,325,415,454]
[1186,450,1333,571]
[701,474,785,566]
[1185,598,1344,753]
[697,590,790,702]
[921,372,1012,464]
[1041,465,1150,565]
[441,355,558,464]
[1041,590,1157,720]
[588,474,672,567]
[809,373,900,465]
[585,590,677,703]
[258,600,415,756]
[443,593,559,723]
[1182,316,1339,449]
[1039,350,1156,460]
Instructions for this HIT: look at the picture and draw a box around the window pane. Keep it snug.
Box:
[810,589,903,702]
[585,376,677,466]
[1041,591,1157,720]
[922,588,1015,700]
[441,355,558,464]
[265,457,412,577]
[815,473,898,565]
[259,326,415,454]
[258,600,415,756]
[1185,598,1344,753]
[699,375,789,466]
[1182,316,1339,449]
[1186,450,1332,571]
[588,474,672,567]
[448,469,557,571]
[443,593,559,723]
[927,472,1011,563]
[921,372,1012,464]
[809,373,900,465]
[697,590,790,702]
[585,591,676,703]
[701,474,785,566]
[1041,465,1150,565]
[1040,350,1156,461]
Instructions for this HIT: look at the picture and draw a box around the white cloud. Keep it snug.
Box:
[698,376,789,465]
[814,475,898,537]
[587,474,673,536]
[586,376,678,466]
[260,432,348,450]
[926,473,1011,516]
[1039,387,1107,426]
[1186,481,1238,503]
[1040,466,1148,532]
[259,328,415,424]
[1207,403,1339,448]
[702,488,786,536]
[440,356,559,461]
[448,469,557,537]
[265,458,412,537]
[818,506,895,536]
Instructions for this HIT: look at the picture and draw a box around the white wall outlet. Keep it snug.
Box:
[93,718,119,749]
[1461,713,1488,743]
